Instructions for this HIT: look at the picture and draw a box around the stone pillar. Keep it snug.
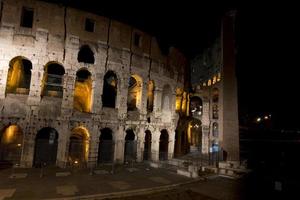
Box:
[27,68,43,106]
[61,71,76,116]
[168,130,175,160]
[201,125,210,155]
[153,86,162,118]
[114,124,125,163]
[117,75,129,119]
[92,71,104,113]
[56,124,69,168]
[0,61,9,99]
[136,126,145,162]
[139,81,148,120]
[21,134,35,168]
[151,129,160,162]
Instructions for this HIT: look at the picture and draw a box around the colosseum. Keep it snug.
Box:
[0,0,239,169]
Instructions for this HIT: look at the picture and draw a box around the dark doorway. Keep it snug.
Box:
[33,127,58,167]
[159,129,169,160]
[98,128,113,163]
[143,130,152,161]
[124,129,136,163]
[102,71,117,108]
[77,45,94,64]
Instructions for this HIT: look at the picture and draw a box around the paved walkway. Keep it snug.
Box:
[0,164,194,200]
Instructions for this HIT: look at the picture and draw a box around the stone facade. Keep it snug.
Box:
[0,0,187,167]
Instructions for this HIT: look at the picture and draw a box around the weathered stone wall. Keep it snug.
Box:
[0,0,186,167]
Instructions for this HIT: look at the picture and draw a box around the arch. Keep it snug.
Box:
[77,45,95,64]
[147,80,155,113]
[212,122,218,137]
[159,129,169,160]
[73,69,92,112]
[143,130,152,161]
[68,126,90,166]
[124,129,136,163]
[190,96,203,117]
[0,125,23,166]
[161,84,172,112]
[6,56,32,95]
[33,127,58,167]
[42,62,65,98]
[98,128,113,163]
[189,119,202,148]
[212,88,219,103]
[102,71,117,108]
[127,75,142,111]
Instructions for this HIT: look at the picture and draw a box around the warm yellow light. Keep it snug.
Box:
[264,116,269,120]
[175,88,183,111]
[181,92,187,113]
[217,72,221,82]
[1,125,20,144]
[74,77,92,112]
[256,117,262,122]
[207,79,212,86]
[212,76,217,84]
[17,143,21,147]
[6,58,23,93]
[74,160,78,164]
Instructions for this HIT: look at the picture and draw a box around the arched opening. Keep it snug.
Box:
[190,96,203,117]
[213,122,218,137]
[189,119,202,152]
[127,75,142,111]
[73,69,92,113]
[161,85,172,112]
[143,130,152,161]
[98,128,113,163]
[102,71,117,108]
[159,129,169,161]
[6,57,32,95]
[42,62,65,98]
[212,88,219,103]
[124,129,136,163]
[68,126,89,167]
[0,125,23,166]
[33,127,58,167]
[147,80,154,113]
[210,140,219,166]
[77,45,95,64]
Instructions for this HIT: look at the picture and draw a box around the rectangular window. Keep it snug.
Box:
[85,18,95,32]
[134,33,141,47]
[20,7,34,28]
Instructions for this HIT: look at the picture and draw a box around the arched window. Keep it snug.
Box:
[102,71,117,108]
[143,130,152,161]
[6,57,32,95]
[190,96,203,117]
[212,122,218,137]
[127,75,142,111]
[77,45,95,64]
[42,63,65,98]
[124,129,136,163]
[147,80,154,113]
[73,69,92,112]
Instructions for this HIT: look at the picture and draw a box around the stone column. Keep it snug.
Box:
[114,124,125,163]
[56,124,69,168]
[117,75,129,119]
[21,133,35,168]
[61,71,76,117]
[0,60,9,99]
[136,126,145,162]
[139,81,148,120]
[153,86,162,118]
[151,129,160,162]
[92,71,104,113]
[168,130,175,160]
[201,125,210,155]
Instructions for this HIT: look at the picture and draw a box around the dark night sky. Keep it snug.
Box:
[45,1,297,129]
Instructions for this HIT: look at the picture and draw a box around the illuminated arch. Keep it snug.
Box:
[127,74,142,111]
[0,125,23,165]
[68,126,90,166]
[190,96,203,117]
[6,56,32,95]
[73,68,92,112]
[147,80,155,113]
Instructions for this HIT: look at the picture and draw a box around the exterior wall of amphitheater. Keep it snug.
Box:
[0,0,187,167]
